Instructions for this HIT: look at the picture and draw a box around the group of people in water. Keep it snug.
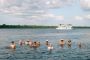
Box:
[9,39,83,51]
[10,40,40,49]
[59,39,72,48]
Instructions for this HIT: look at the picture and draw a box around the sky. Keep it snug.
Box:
[0,0,90,26]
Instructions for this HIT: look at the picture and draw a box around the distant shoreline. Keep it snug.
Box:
[0,24,90,29]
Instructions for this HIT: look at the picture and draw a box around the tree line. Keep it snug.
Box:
[0,24,57,28]
[0,24,90,29]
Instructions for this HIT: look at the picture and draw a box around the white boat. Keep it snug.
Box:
[56,24,72,30]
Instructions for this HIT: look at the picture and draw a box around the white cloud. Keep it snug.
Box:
[75,16,83,20]
[84,15,90,20]
[0,0,74,16]
[75,15,90,21]
[0,0,73,25]
[0,0,5,5]
[22,12,64,23]
[46,0,75,8]
[80,0,90,10]
[46,0,63,8]
[56,16,64,20]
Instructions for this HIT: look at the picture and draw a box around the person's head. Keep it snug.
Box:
[37,42,40,46]
[34,41,37,44]
[46,40,48,42]
[27,41,29,42]
[68,40,71,43]
[46,40,49,45]
[11,41,14,44]
[61,39,64,42]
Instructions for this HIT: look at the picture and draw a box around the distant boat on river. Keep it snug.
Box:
[56,24,72,30]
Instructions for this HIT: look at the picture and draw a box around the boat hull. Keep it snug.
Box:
[56,28,72,30]
[56,24,72,30]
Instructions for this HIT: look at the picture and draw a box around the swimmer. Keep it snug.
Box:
[37,42,40,47]
[29,40,33,47]
[32,41,38,48]
[67,40,72,48]
[47,43,53,51]
[25,41,29,45]
[10,41,16,49]
[19,40,24,46]
[78,42,82,48]
[46,40,49,46]
[59,39,65,48]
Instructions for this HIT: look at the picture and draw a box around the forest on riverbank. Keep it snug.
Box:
[0,24,90,29]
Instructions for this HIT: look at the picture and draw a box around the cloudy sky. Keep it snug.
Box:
[0,0,90,26]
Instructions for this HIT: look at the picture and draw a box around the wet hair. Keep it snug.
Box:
[61,40,64,41]
[46,41,48,43]
[27,41,29,42]
[34,42,37,44]
[68,40,71,42]
[11,41,14,44]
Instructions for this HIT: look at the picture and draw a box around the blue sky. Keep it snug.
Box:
[0,0,90,26]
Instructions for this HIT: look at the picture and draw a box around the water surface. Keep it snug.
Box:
[0,28,90,60]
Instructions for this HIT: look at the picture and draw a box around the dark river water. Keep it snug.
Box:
[0,28,90,60]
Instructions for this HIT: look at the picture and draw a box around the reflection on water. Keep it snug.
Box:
[0,28,90,60]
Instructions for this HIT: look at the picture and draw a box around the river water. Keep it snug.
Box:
[0,28,90,60]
